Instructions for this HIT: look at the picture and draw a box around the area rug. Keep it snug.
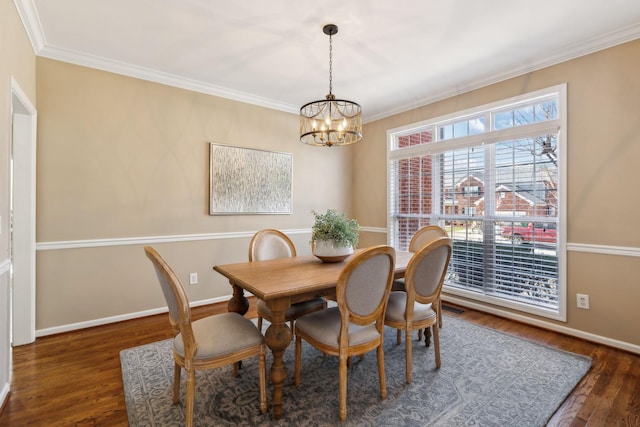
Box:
[120,316,591,426]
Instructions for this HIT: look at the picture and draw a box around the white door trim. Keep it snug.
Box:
[10,76,37,345]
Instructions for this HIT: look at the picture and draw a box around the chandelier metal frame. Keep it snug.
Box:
[300,24,362,147]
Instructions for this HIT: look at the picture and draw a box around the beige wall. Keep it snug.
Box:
[353,39,640,348]
[35,58,354,331]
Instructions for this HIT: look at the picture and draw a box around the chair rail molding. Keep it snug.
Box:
[36,229,640,259]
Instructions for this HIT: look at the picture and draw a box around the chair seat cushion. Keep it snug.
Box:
[295,307,380,349]
[257,297,327,320]
[385,291,436,324]
[174,312,263,360]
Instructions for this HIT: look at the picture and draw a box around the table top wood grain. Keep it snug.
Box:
[214,249,412,300]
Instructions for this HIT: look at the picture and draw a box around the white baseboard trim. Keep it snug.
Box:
[0,382,9,411]
[444,295,640,355]
[35,296,231,337]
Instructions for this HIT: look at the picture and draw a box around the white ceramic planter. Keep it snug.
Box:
[312,239,354,263]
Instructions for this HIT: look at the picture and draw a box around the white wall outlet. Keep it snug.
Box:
[189,272,198,285]
[576,293,590,310]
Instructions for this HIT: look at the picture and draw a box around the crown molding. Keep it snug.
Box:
[13,0,45,52]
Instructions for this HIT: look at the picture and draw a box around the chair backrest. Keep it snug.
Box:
[405,237,453,306]
[408,225,448,252]
[144,246,196,358]
[249,229,297,261]
[336,245,396,330]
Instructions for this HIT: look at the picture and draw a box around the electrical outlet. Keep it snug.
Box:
[189,272,198,285]
[576,293,590,309]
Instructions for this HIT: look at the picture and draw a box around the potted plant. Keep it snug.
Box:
[310,209,360,262]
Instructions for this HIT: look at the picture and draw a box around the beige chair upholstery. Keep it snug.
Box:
[144,246,266,427]
[384,237,452,383]
[392,225,448,331]
[250,229,327,332]
[294,245,396,421]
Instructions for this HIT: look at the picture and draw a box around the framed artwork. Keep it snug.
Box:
[209,143,293,215]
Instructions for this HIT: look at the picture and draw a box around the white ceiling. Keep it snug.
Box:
[15,0,640,122]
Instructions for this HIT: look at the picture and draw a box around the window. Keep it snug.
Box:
[388,85,566,320]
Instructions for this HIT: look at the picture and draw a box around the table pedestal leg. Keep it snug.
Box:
[263,301,292,420]
[227,283,249,315]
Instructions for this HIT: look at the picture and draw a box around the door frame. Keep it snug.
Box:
[10,77,37,345]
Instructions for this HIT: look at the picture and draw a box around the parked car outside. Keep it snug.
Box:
[501,222,556,244]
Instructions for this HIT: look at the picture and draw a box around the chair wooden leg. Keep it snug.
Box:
[425,327,432,347]
[438,299,443,328]
[257,316,263,332]
[339,352,350,421]
[172,363,181,404]
[418,328,423,341]
[233,361,240,376]
[396,328,402,345]
[433,323,441,368]
[405,329,413,383]
[185,369,196,427]
[377,344,387,399]
[258,345,267,414]
[294,335,302,387]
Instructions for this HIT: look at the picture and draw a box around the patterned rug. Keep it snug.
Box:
[120,316,591,426]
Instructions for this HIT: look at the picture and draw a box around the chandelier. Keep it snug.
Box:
[300,24,362,147]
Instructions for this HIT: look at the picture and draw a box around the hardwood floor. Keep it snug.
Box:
[1,300,638,426]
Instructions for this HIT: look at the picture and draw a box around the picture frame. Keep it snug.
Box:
[209,143,293,215]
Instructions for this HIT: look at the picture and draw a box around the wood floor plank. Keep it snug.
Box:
[0,300,638,426]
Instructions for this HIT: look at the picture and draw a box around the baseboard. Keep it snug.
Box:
[34,296,230,338]
[444,295,640,355]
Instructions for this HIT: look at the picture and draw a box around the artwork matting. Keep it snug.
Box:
[209,143,293,215]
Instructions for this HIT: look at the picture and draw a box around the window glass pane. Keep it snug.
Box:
[439,116,486,141]
[391,152,434,251]
[495,135,558,219]
[535,101,558,121]
[397,129,434,148]
[494,100,558,130]
[469,117,486,135]
[514,105,534,125]
[439,124,453,141]
[453,121,468,138]
[494,110,513,129]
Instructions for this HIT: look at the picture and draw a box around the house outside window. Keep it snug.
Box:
[387,85,567,321]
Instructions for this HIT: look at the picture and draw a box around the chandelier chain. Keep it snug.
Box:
[328,32,333,95]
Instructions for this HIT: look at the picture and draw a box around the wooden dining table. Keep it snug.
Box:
[213,248,412,419]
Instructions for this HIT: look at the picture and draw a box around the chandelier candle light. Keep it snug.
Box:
[300,24,362,147]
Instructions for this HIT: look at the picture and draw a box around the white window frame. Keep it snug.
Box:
[386,84,567,321]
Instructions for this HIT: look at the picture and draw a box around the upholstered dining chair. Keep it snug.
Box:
[144,246,267,427]
[392,224,448,331]
[294,245,396,421]
[249,229,327,332]
[384,237,452,383]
